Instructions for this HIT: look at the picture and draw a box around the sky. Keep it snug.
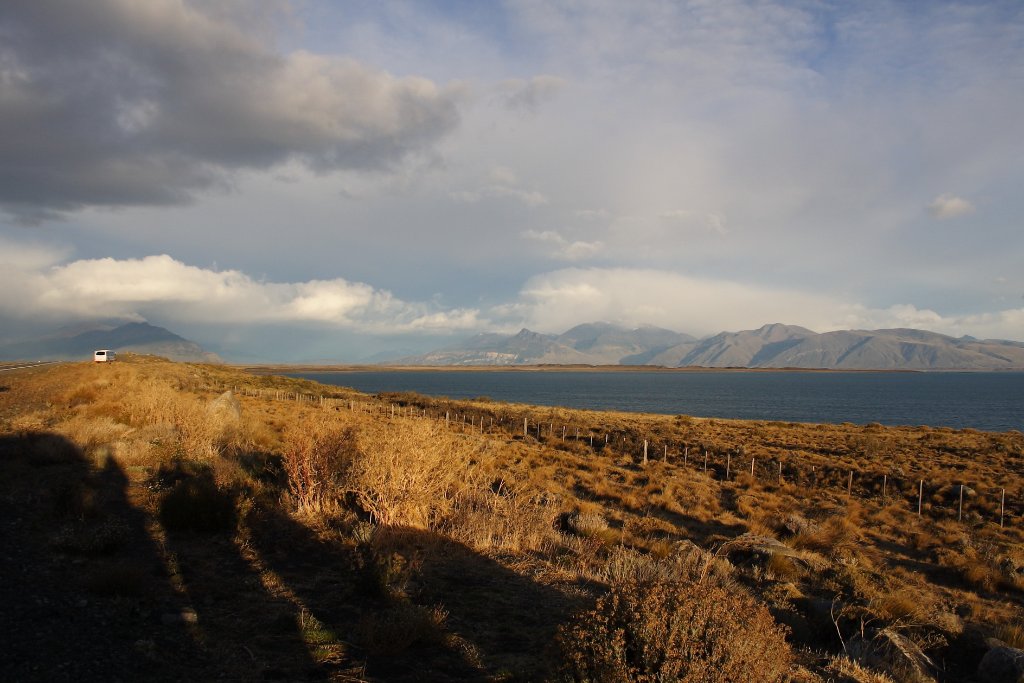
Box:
[1,0,1023,361]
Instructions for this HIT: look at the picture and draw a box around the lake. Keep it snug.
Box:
[286,370,1024,432]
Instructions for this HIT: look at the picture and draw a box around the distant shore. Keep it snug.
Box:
[241,363,920,375]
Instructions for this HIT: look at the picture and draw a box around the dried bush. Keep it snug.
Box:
[559,579,792,682]
[824,655,896,683]
[568,510,610,537]
[444,487,560,553]
[342,420,485,528]
[356,603,448,657]
[281,416,355,514]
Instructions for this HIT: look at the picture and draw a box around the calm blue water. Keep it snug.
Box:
[288,371,1024,432]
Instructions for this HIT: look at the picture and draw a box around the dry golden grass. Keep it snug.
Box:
[2,354,1022,682]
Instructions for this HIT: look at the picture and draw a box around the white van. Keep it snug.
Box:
[93,349,117,362]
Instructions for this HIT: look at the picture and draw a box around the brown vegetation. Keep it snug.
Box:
[0,354,1022,681]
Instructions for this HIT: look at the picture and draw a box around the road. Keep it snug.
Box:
[0,360,61,372]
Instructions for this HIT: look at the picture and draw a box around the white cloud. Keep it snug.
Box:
[451,166,548,206]
[522,230,603,261]
[927,194,974,219]
[0,253,482,334]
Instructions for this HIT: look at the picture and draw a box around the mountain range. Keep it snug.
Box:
[395,322,1024,370]
[0,322,221,363]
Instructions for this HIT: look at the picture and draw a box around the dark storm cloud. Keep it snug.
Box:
[0,0,461,221]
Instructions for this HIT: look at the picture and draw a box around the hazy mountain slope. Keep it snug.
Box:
[396,328,590,365]
[0,322,221,363]
[556,323,694,365]
[763,329,1024,369]
[405,322,1024,369]
[397,323,689,365]
[651,324,815,367]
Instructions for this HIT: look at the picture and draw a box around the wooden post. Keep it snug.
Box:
[562,425,566,440]
[684,446,688,466]
[726,452,731,479]
[847,471,853,497]
[704,450,708,473]
[751,457,755,477]
[918,480,924,516]
[446,411,450,427]
[882,474,887,498]
[590,434,594,447]
[778,460,783,485]
[1000,488,1005,528]
[958,484,964,522]
[643,440,648,465]
[605,434,609,445]
[663,444,668,461]
[576,427,580,440]
[523,417,527,436]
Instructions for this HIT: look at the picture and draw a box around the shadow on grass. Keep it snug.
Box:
[245,505,579,681]
[1,433,580,680]
[0,433,208,681]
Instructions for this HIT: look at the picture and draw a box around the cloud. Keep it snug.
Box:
[927,194,975,219]
[451,165,548,206]
[0,253,482,334]
[522,230,603,261]
[500,75,566,111]
[659,210,728,235]
[0,0,462,221]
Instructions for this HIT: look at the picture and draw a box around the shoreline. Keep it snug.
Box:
[240,363,924,374]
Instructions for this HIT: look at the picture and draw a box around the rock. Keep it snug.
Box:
[848,628,935,683]
[208,390,241,422]
[780,513,818,536]
[978,644,1024,683]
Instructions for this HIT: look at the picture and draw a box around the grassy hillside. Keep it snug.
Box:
[1,355,1022,681]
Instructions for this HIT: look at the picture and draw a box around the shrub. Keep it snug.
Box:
[281,416,355,513]
[342,419,485,528]
[558,579,792,682]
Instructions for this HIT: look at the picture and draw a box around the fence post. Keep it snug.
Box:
[958,484,964,522]
[918,480,923,516]
[778,460,783,485]
[523,417,527,437]
[643,440,648,466]
[1000,488,1005,528]
[848,471,853,497]
[751,457,755,477]
[703,450,708,473]
[726,452,731,480]
[664,444,668,462]
[882,474,887,498]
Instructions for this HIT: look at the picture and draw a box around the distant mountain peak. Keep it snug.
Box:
[0,321,221,363]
